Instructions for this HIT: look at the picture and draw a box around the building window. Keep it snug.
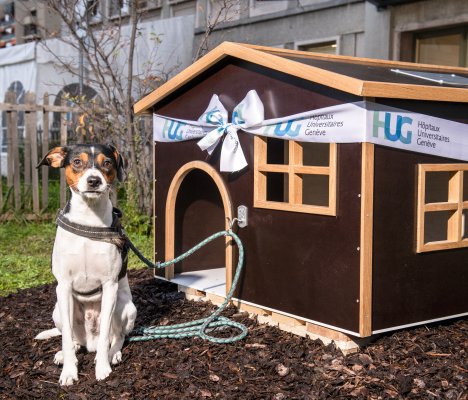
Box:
[254,137,337,216]
[414,26,468,67]
[416,164,468,253]
[109,0,128,17]
[297,40,337,55]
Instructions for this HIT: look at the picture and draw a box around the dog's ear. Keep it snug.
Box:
[109,145,127,182]
[37,147,68,168]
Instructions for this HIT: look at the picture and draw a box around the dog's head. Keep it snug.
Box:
[38,144,126,198]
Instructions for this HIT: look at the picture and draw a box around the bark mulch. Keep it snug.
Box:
[0,269,467,399]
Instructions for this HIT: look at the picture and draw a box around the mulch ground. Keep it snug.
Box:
[0,269,467,400]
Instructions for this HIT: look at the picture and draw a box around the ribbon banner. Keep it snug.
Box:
[153,90,468,172]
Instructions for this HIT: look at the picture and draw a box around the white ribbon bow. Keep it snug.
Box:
[196,90,264,172]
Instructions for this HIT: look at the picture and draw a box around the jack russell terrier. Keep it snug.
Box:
[35,144,137,385]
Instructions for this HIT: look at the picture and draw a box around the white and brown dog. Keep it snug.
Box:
[35,144,137,385]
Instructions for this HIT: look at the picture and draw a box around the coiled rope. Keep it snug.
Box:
[125,229,247,344]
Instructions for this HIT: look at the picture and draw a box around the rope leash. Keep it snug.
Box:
[125,229,248,344]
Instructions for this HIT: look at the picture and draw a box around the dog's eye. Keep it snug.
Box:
[102,160,112,168]
[72,159,83,167]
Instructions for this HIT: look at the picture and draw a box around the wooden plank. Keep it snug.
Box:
[254,137,267,203]
[60,99,68,208]
[416,165,426,253]
[306,322,354,342]
[0,103,39,112]
[26,93,40,213]
[328,143,337,216]
[271,312,306,327]
[424,202,458,212]
[24,95,32,194]
[0,104,81,113]
[420,163,468,172]
[419,239,468,253]
[41,93,50,210]
[290,141,302,205]
[360,81,468,103]
[254,199,336,216]
[5,91,15,207]
[359,142,374,337]
[9,93,21,210]
[447,171,463,242]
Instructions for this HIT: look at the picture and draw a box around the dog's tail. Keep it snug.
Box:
[35,328,61,340]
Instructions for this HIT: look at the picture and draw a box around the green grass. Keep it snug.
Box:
[0,219,153,297]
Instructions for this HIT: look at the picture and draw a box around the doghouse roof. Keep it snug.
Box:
[134,42,468,114]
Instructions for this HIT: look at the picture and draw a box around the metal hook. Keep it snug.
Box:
[227,216,239,230]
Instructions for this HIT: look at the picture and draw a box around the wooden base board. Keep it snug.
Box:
[177,284,370,354]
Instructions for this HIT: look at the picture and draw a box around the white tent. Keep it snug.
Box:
[0,14,195,175]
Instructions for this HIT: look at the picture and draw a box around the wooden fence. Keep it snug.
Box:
[0,90,91,217]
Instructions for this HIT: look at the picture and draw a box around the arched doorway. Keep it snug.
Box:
[165,161,233,295]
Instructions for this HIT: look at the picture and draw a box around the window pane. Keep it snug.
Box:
[425,171,452,203]
[416,34,462,67]
[302,142,329,167]
[302,174,329,207]
[266,173,288,202]
[424,211,451,243]
[299,41,337,55]
[266,137,288,165]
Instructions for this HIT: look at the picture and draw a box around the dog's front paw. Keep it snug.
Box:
[95,360,112,381]
[59,365,78,386]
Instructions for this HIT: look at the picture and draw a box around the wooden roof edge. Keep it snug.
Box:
[134,42,236,114]
[241,43,468,75]
[361,81,468,103]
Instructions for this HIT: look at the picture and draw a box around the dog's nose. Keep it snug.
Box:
[87,176,102,188]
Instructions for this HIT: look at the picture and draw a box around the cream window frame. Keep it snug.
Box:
[254,136,337,216]
[416,163,468,253]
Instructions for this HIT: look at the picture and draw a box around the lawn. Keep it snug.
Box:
[0,219,153,296]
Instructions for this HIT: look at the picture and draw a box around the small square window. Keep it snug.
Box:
[417,164,468,252]
[255,137,337,216]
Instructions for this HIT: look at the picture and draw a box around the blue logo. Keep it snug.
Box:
[373,111,412,144]
[262,120,302,137]
[232,105,245,125]
[162,120,185,140]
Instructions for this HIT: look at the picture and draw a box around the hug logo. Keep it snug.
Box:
[372,111,413,144]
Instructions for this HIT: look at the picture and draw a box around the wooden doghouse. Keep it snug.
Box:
[134,42,468,348]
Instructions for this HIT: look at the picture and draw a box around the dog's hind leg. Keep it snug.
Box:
[108,334,125,365]
[35,303,62,340]
[108,278,137,365]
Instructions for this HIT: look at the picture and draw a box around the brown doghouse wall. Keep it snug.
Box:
[153,60,364,333]
[371,99,468,332]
